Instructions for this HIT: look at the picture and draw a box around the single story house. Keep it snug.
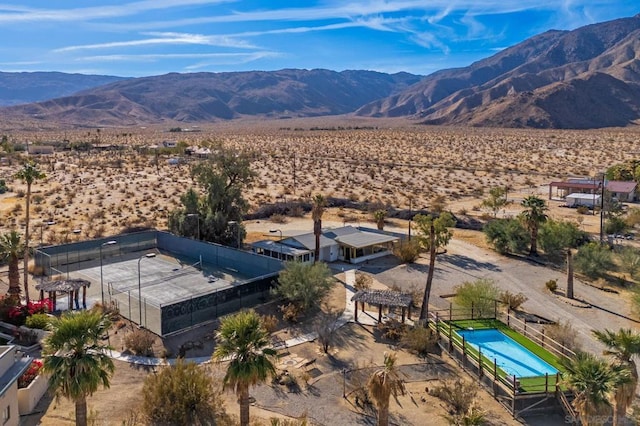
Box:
[566,193,601,208]
[252,226,399,264]
[606,181,637,202]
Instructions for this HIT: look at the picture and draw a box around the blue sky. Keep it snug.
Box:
[1,1,638,77]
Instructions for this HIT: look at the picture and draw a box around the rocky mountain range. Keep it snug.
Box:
[2,14,640,129]
[356,14,640,129]
[0,70,420,127]
[0,72,125,106]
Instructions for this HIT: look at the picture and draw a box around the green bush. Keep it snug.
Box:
[545,279,558,292]
[574,243,614,279]
[25,313,50,330]
[454,278,500,318]
[483,219,528,254]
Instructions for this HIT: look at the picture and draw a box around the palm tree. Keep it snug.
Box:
[560,352,630,426]
[213,310,276,426]
[373,210,387,230]
[14,161,46,303]
[519,195,548,255]
[592,328,640,425]
[311,194,326,263]
[367,352,405,426]
[0,231,24,301]
[42,310,114,426]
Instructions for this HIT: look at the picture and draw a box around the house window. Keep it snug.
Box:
[3,405,9,424]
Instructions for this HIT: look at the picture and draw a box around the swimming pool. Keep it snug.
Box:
[457,328,558,378]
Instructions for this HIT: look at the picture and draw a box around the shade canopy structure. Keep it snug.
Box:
[36,278,91,310]
[36,278,91,293]
[351,289,413,323]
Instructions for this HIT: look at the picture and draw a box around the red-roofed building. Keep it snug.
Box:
[607,181,637,202]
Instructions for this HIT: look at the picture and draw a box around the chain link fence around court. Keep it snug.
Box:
[34,230,283,336]
[34,231,158,278]
[105,270,276,336]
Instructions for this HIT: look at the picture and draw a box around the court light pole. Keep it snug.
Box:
[100,240,117,305]
[186,213,200,240]
[269,229,283,260]
[138,253,156,326]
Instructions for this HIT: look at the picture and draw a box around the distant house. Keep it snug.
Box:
[252,226,399,264]
[27,145,54,155]
[162,140,178,148]
[606,181,637,202]
[0,346,33,426]
[549,178,637,203]
[566,193,601,208]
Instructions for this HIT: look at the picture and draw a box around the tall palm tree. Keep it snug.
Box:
[311,194,326,263]
[0,231,24,301]
[213,310,276,426]
[42,310,114,426]
[560,352,630,426]
[519,195,548,255]
[367,352,406,426]
[592,328,640,425]
[14,161,46,303]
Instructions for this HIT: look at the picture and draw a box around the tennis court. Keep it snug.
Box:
[35,230,282,335]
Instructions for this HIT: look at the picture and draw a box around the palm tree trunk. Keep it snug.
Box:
[239,383,250,426]
[377,400,390,426]
[419,224,435,322]
[314,219,321,263]
[614,365,637,425]
[8,254,20,299]
[566,249,574,299]
[529,225,538,255]
[75,396,87,426]
[23,183,31,303]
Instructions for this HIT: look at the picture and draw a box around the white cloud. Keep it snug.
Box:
[55,32,255,53]
[77,51,280,63]
[0,0,235,24]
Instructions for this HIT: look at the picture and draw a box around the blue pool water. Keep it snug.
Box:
[457,328,558,378]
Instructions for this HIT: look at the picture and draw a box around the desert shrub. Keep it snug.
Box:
[430,378,478,416]
[279,302,303,323]
[576,206,590,215]
[25,313,51,330]
[261,314,279,333]
[142,361,232,426]
[538,219,589,259]
[270,416,308,426]
[92,302,120,321]
[545,279,558,292]
[499,291,528,311]
[354,273,372,291]
[618,246,640,280]
[454,278,500,318]
[377,318,406,341]
[124,328,155,356]
[401,326,437,356]
[543,321,581,353]
[574,242,614,279]
[483,219,528,254]
[393,239,421,263]
[270,213,288,224]
[0,179,7,194]
[313,309,341,353]
[272,261,334,312]
[605,216,627,235]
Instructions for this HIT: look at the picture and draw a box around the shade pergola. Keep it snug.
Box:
[351,289,413,323]
[36,278,91,310]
